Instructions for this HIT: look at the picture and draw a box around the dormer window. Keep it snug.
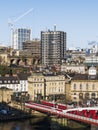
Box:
[12,80,14,83]
[16,80,18,83]
[4,80,7,83]
[0,81,2,83]
[8,80,10,83]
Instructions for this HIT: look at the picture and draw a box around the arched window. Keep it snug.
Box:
[85,93,89,100]
[91,93,96,99]
[80,84,82,90]
[73,83,76,90]
[79,93,83,99]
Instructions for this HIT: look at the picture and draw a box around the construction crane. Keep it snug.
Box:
[8,8,33,48]
[8,8,33,29]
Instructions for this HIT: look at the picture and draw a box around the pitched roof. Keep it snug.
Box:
[0,76,19,84]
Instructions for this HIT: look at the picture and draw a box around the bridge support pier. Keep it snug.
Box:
[91,124,98,130]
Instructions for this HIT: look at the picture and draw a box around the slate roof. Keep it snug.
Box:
[72,74,98,80]
[0,76,19,84]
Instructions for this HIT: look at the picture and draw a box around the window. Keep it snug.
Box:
[73,84,76,90]
[86,83,88,90]
[16,80,18,83]
[12,80,14,83]
[16,88,18,91]
[58,87,60,92]
[80,84,82,90]
[79,93,83,99]
[52,83,54,85]
[91,93,96,98]
[85,93,89,99]
[4,80,7,83]
[8,80,10,83]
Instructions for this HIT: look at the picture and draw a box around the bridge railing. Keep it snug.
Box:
[62,112,98,125]
[25,102,98,126]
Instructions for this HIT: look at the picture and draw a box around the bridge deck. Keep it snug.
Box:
[25,101,98,126]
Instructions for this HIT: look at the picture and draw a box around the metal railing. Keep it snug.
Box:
[25,103,98,126]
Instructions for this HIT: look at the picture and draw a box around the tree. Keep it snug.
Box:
[0,65,9,76]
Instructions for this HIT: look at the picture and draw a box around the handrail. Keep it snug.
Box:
[25,103,98,126]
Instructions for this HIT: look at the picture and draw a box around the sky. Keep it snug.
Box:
[0,0,98,49]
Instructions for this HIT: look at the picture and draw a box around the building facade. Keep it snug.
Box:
[17,73,31,92]
[12,28,31,50]
[22,40,41,58]
[28,73,66,102]
[0,73,32,103]
[0,87,13,103]
[44,74,65,102]
[61,64,85,74]
[41,29,66,65]
[84,55,98,67]
[66,66,98,103]
[28,73,45,101]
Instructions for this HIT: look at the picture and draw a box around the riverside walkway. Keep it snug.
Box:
[25,100,98,126]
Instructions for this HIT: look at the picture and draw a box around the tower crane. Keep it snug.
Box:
[8,8,33,29]
[8,8,33,48]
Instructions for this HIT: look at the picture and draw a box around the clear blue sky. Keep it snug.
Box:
[0,0,98,49]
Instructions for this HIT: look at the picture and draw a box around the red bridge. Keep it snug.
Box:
[25,100,98,126]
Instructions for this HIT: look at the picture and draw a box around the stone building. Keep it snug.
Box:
[0,53,8,65]
[44,74,65,102]
[0,75,20,92]
[28,73,66,102]
[28,73,45,101]
[23,40,41,58]
[0,87,13,103]
[66,66,98,103]
[61,63,85,74]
